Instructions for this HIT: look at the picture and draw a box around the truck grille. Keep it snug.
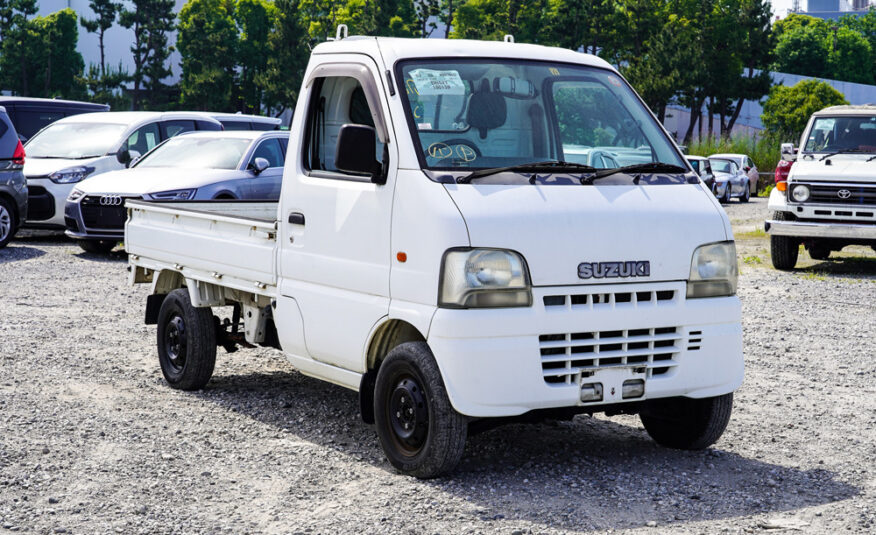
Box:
[807,183,876,205]
[540,326,682,385]
[542,289,676,308]
[81,196,134,230]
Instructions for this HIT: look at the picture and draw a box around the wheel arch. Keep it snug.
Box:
[359,318,426,424]
[0,191,20,223]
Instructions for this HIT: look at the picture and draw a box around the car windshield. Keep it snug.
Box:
[397,59,686,184]
[25,122,127,159]
[804,115,876,153]
[134,137,251,169]
[709,159,735,174]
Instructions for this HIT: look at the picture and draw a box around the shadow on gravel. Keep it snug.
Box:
[797,256,876,279]
[197,369,859,533]
[0,245,46,263]
[73,248,127,263]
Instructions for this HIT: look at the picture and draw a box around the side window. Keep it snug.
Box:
[303,76,384,175]
[124,122,160,155]
[705,162,712,175]
[278,136,289,155]
[196,120,222,131]
[222,121,251,131]
[249,138,284,168]
[161,120,195,139]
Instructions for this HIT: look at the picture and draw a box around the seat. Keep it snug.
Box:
[467,79,507,139]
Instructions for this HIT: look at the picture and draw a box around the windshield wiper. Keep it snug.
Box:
[580,162,688,184]
[457,161,596,184]
[819,148,868,161]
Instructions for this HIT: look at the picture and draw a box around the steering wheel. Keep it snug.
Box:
[425,138,482,164]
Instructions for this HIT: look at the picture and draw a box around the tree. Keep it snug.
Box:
[0,0,39,95]
[177,0,238,111]
[80,0,121,78]
[260,0,310,114]
[828,26,873,84]
[450,0,549,43]
[546,0,619,54]
[761,79,848,140]
[34,9,87,98]
[235,0,278,113]
[773,22,831,78]
[120,0,177,109]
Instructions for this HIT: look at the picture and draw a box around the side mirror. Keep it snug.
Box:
[780,142,796,161]
[250,157,270,175]
[335,124,384,184]
[116,148,131,165]
[743,166,751,172]
[126,150,141,168]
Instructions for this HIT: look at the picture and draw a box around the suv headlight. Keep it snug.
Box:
[687,241,737,298]
[439,248,532,308]
[48,166,95,184]
[148,189,196,201]
[67,189,84,202]
[790,184,810,202]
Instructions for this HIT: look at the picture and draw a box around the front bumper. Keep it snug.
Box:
[64,198,126,241]
[765,219,876,240]
[23,177,72,228]
[427,281,744,417]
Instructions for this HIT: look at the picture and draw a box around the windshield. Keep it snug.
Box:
[804,115,876,153]
[709,159,735,174]
[134,137,251,169]
[25,122,127,159]
[397,59,686,181]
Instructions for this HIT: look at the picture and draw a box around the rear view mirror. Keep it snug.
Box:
[780,143,796,161]
[251,157,270,175]
[335,124,384,184]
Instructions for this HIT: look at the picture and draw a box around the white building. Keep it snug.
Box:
[37,0,186,83]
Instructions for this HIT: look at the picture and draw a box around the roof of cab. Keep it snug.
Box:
[815,105,876,115]
[53,111,221,126]
[313,36,614,71]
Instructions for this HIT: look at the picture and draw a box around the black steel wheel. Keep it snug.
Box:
[374,342,467,478]
[156,288,216,390]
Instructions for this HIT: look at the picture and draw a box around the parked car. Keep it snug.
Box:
[685,155,716,193]
[0,97,109,142]
[124,35,743,478]
[563,145,620,168]
[709,157,750,203]
[198,112,282,131]
[65,131,289,253]
[22,111,223,230]
[710,153,758,195]
[0,106,27,248]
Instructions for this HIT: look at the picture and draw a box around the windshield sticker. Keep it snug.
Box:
[455,145,477,162]
[607,75,622,87]
[417,122,432,130]
[549,67,560,76]
[409,69,466,96]
[428,142,452,160]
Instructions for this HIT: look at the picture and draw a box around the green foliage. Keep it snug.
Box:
[761,79,848,140]
[450,0,549,43]
[85,62,131,109]
[120,0,177,110]
[686,133,782,176]
[177,0,238,111]
[260,0,309,114]
[235,0,278,113]
[80,0,122,77]
[546,0,618,55]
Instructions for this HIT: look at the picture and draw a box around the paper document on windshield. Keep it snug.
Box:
[409,69,466,96]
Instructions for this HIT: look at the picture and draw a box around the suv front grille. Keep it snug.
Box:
[80,196,135,230]
[806,183,876,205]
[540,326,682,385]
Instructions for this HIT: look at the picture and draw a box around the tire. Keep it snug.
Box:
[374,342,467,478]
[156,288,216,390]
[721,185,731,203]
[0,196,16,249]
[640,393,733,450]
[770,211,799,270]
[739,182,750,203]
[78,240,117,254]
[808,242,831,261]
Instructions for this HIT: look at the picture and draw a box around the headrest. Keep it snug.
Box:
[467,79,507,139]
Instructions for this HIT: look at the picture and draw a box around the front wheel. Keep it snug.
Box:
[156,288,216,390]
[739,183,750,203]
[374,342,467,478]
[0,197,16,248]
[641,393,733,450]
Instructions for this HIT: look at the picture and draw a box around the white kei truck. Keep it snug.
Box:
[767,105,876,269]
[125,32,744,478]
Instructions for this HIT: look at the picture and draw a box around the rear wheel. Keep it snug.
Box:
[78,240,117,254]
[770,211,799,270]
[721,185,731,203]
[0,197,15,248]
[374,342,467,478]
[156,288,216,390]
[641,393,733,450]
[739,182,750,203]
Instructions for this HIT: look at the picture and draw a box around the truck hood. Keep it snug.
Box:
[791,157,876,182]
[443,183,730,287]
[76,167,244,196]
[24,156,103,178]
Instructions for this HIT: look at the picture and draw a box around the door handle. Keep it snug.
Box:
[288,212,305,225]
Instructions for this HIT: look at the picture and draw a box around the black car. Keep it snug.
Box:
[0,106,27,248]
[0,97,109,142]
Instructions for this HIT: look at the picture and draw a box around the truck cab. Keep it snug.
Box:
[766,105,876,269]
[126,35,743,478]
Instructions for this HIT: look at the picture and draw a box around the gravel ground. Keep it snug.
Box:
[1,197,875,535]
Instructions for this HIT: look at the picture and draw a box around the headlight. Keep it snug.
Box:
[439,248,532,308]
[48,166,94,184]
[790,184,810,202]
[687,241,737,298]
[148,189,196,201]
[67,189,84,202]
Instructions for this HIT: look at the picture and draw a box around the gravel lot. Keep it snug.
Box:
[1,197,875,535]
